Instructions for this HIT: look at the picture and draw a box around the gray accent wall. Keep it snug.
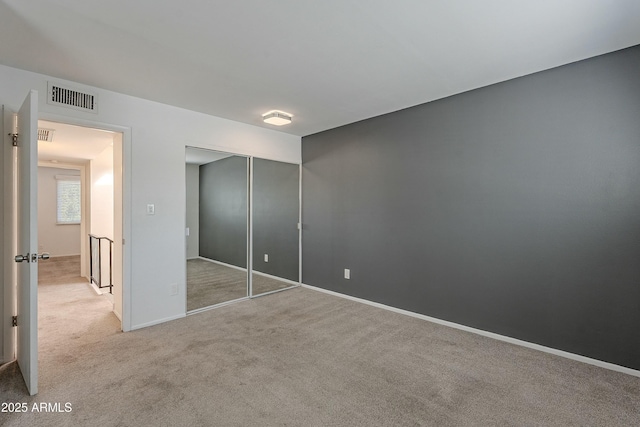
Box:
[199,156,248,268]
[252,159,299,282]
[302,46,640,370]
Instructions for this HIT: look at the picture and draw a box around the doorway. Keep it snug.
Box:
[3,93,131,395]
[36,120,123,323]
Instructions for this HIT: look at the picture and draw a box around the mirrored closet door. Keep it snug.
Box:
[250,158,300,297]
[185,148,301,313]
[186,148,249,311]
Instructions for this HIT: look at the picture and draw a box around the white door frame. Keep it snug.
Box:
[38,113,132,332]
[2,106,15,364]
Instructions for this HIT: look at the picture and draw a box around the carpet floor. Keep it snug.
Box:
[1,279,639,426]
[38,255,81,285]
[187,259,293,311]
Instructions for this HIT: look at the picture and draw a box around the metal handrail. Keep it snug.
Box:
[89,234,114,294]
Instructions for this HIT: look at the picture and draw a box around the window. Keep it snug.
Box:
[56,175,81,224]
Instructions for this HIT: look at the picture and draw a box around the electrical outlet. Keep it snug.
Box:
[344,269,350,279]
[264,254,269,262]
[147,204,155,215]
[170,283,178,295]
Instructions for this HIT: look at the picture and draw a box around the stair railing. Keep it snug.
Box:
[89,234,113,294]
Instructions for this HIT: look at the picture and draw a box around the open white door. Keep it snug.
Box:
[14,90,39,395]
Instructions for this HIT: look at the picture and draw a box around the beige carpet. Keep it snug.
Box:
[187,259,294,311]
[187,259,247,310]
[38,255,81,285]
[1,280,639,426]
[251,272,293,296]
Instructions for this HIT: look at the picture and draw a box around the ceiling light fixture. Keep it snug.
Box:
[262,110,293,126]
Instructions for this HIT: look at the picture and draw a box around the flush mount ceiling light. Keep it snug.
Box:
[262,110,293,126]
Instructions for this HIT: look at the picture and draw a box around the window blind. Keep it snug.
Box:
[56,175,81,224]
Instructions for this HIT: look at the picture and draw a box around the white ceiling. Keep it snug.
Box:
[2,1,640,137]
[185,147,233,165]
[37,120,115,164]
[39,122,228,166]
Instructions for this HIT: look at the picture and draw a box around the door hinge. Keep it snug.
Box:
[9,133,18,147]
[12,316,17,327]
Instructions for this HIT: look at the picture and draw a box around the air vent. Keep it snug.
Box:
[47,82,98,113]
[38,128,55,142]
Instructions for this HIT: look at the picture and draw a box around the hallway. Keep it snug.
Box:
[0,257,120,402]
[37,258,120,361]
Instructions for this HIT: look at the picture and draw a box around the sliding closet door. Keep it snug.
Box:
[250,158,300,297]
[186,148,248,311]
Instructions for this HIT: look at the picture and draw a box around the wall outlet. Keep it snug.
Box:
[264,254,269,262]
[344,269,350,279]
[170,283,178,295]
[147,204,155,215]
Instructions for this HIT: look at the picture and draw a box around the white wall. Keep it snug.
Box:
[185,164,199,259]
[90,144,114,287]
[90,145,114,240]
[37,166,81,257]
[0,63,301,332]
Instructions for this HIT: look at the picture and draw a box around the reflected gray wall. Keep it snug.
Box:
[199,156,247,268]
[252,159,299,282]
[302,46,640,369]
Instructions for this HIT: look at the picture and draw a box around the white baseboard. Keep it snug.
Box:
[0,358,15,366]
[301,284,640,378]
[251,284,300,299]
[87,281,102,295]
[252,270,299,287]
[187,296,251,315]
[131,313,186,331]
[196,256,247,272]
[87,280,114,297]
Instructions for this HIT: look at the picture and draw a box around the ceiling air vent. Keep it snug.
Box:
[47,82,98,113]
[38,128,55,142]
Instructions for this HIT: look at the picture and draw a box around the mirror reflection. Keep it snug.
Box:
[186,148,248,311]
[251,158,300,296]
